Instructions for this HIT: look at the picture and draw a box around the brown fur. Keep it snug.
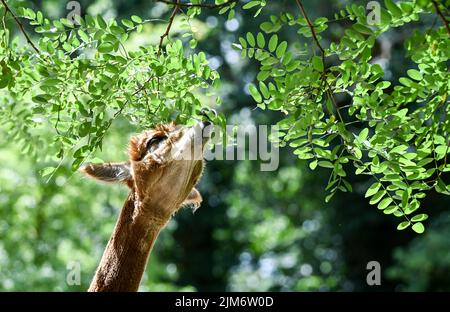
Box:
[81,121,210,291]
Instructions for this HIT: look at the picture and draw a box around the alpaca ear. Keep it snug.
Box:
[80,162,132,184]
[182,188,203,211]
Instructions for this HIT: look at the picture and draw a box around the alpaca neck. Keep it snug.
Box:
[88,191,169,292]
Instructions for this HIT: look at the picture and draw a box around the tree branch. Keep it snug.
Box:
[432,0,450,36]
[157,0,238,9]
[158,0,180,57]
[295,0,325,59]
[0,0,40,53]
[294,1,344,122]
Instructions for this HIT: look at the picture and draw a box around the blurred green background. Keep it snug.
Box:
[0,0,449,291]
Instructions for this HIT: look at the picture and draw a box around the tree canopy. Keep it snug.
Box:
[0,0,449,291]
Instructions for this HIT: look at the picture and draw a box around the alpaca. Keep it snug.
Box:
[81,119,213,291]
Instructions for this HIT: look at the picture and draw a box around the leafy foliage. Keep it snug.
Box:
[234,0,450,233]
[0,0,449,292]
[0,0,449,240]
[0,3,222,176]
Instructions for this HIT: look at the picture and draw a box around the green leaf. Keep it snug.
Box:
[401,190,409,207]
[256,32,265,48]
[357,128,369,142]
[36,11,43,23]
[60,18,74,28]
[189,39,197,49]
[246,32,255,47]
[238,37,247,49]
[260,21,276,33]
[131,15,142,23]
[318,161,334,168]
[411,214,428,222]
[353,147,362,160]
[391,145,408,154]
[96,15,107,28]
[309,160,318,170]
[23,8,36,19]
[40,167,56,178]
[0,75,10,89]
[378,197,393,210]
[407,69,422,81]
[78,29,89,43]
[105,63,119,74]
[248,83,262,103]
[353,23,373,35]
[259,81,270,98]
[435,177,449,194]
[243,1,260,9]
[275,41,287,58]
[365,182,381,198]
[435,145,447,157]
[71,157,84,171]
[32,95,48,104]
[369,190,386,205]
[98,42,114,53]
[121,19,134,28]
[218,6,230,15]
[325,192,335,203]
[377,81,391,89]
[257,70,270,81]
[268,34,278,52]
[312,55,323,71]
[384,0,402,17]
[412,222,425,234]
[397,221,410,230]
[383,206,398,214]
[380,8,392,25]
[110,26,124,35]
[228,8,236,19]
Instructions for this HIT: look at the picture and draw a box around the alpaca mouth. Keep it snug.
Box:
[169,121,213,161]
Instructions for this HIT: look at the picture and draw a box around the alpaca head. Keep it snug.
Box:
[81,119,213,218]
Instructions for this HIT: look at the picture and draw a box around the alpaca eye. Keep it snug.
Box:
[146,136,166,152]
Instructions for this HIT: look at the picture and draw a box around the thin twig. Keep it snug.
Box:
[0,0,40,53]
[432,0,450,35]
[158,0,181,57]
[294,1,344,123]
[157,0,238,9]
[295,0,325,59]
[324,79,344,122]
[114,75,156,118]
